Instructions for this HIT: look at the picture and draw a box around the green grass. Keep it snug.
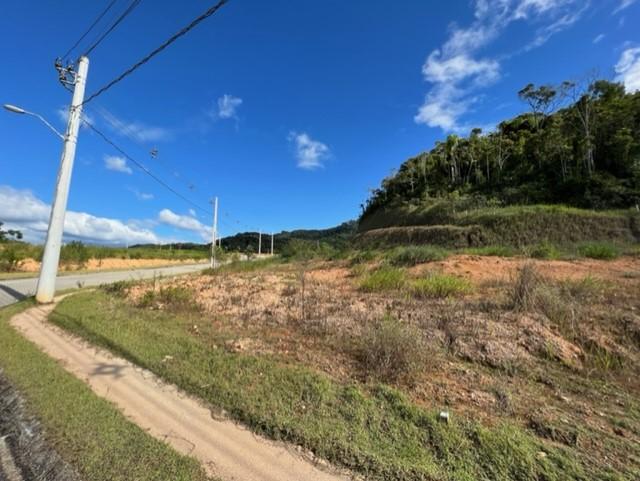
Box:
[410,274,472,299]
[577,242,621,260]
[528,242,561,260]
[0,300,211,481]
[48,290,604,481]
[385,245,449,266]
[462,245,518,257]
[202,257,280,275]
[359,266,407,292]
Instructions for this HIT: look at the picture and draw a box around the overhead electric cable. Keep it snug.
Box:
[61,0,119,60]
[82,0,143,57]
[81,115,212,216]
[82,0,229,105]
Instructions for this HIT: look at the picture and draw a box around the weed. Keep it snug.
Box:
[411,274,471,299]
[528,241,560,259]
[509,263,541,311]
[463,245,517,257]
[578,242,620,260]
[385,245,448,267]
[354,315,425,384]
[136,286,198,312]
[100,280,132,297]
[359,266,406,292]
[348,249,377,266]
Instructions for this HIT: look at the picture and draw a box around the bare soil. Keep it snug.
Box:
[18,257,200,273]
[128,254,640,475]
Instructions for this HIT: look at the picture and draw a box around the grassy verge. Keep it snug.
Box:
[0,301,211,481]
[49,290,609,481]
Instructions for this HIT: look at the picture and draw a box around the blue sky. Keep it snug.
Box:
[1,0,639,245]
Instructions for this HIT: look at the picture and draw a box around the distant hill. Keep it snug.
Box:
[221,221,357,253]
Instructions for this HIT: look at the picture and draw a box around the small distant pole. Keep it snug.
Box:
[270,232,274,256]
[210,197,218,268]
[258,230,262,256]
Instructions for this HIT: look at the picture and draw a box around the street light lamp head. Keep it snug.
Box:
[3,104,26,114]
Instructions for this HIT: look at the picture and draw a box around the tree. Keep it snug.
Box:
[0,222,23,242]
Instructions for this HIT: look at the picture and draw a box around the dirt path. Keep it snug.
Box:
[10,302,351,481]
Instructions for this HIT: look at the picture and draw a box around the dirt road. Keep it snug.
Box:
[10,302,350,481]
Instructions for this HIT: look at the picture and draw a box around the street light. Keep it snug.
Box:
[3,104,65,140]
[3,54,89,304]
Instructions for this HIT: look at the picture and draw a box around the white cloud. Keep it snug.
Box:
[614,0,637,14]
[288,132,330,170]
[104,155,132,174]
[128,187,154,201]
[217,94,243,119]
[158,209,211,241]
[0,185,160,245]
[98,108,172,142]
[593,34,605,44]
[414,0,589,132]
[615,47,640,92]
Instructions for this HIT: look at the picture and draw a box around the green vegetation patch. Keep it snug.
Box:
[410,274,472,299]
[49,290,602,480]
[0,301,210,481]
[385,245,449,266]
[359,266,407,292]
[578,242,621,260]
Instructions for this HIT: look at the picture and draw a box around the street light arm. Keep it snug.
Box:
[27,111,66,140]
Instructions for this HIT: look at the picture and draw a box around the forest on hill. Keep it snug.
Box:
[361,80,640,222]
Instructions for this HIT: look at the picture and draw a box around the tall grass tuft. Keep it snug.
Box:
[578,242,620,260]
[410,274,471,299]
[385,245,448,267]
[359,266,407,292]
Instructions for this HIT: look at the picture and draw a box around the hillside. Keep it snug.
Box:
[358,80,640,246]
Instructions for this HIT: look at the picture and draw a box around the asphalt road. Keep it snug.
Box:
[0,263,209,308]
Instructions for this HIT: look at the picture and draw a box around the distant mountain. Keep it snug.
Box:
[221,221,357,253]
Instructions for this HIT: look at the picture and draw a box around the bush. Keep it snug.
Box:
[359,267,406,292]
[280,239,336,261]
[60,241,90,268]
[410,274,471,299]
[578,242,620,260]
[355,315,425,383]
[385,245,448,266]
[100,280,132,297]
[137,286,198,312]
[528,242,560,259]
[0,244,27,272]
[348,249,377,266]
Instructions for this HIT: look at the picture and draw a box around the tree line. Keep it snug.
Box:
[362,80,640,220]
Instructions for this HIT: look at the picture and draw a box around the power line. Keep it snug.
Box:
[82,0,143,57]
[82,0,229,106]
[61,0,119,60]
[81,115,212,216]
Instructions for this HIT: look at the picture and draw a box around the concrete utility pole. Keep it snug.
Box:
[210,197,218,268]
[36,56,89,304]
[258,230,262,256]
[270,232,274,256]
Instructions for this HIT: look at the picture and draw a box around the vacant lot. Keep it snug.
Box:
[52,254,640,480]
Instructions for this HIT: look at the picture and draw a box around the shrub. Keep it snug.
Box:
[359,267,406,292]
[60,241,90,268]
[280,239,336,261]
[0,244,27,272]
[529,242,560,259]
[385,245,448,266]
[510,263,541,311]
[410,274,471,299]
[578,242,620,260]
[100,280,132,297]
[355,315,425,383]
[137,286,198,312]
[348,249,377,266]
